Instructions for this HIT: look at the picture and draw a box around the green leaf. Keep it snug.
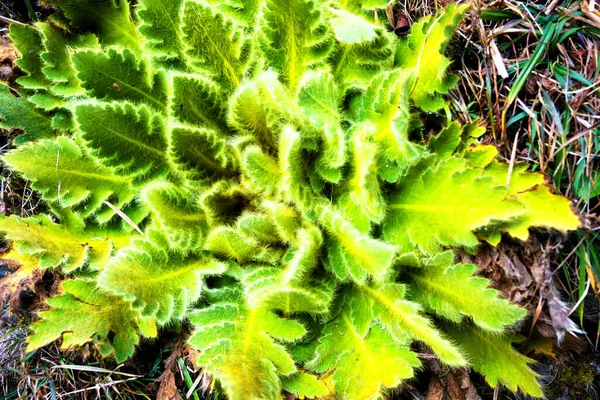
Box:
[38,22,99,97]
[409,253,527,331]
[0,85,54,143]
[169,125,237,181]
[241,145,283,196]
[3,137,134,220]
[236,211,280,244]
[395,4,469,111]
[350,70,423,179]
[189,287,306,400]
[99,232,224,324]
[480,162,581,242]
[9,24,51,89]
[448,326,543,397]
[74,102,169,181]
[72,48,168,109]
[259,200,301,243]
[243,266,334,314]
[29,93,66,111]
[136,0,185,64]
[259,0,333,90]
[308,294,421,400]
[51,0,142,52]
[227,70,303,150]
[330,20,392,90]
[278,125,312,205]
[182,1,252,89]
[141,181,207,250]
[281,372,329,399]
[338,0,389,16]
[384,158,524,254]
[347,124,385,222]
[320,204,397,283]
[171,73,227,130]
[0,214,117,273]
[242,227,333,313]
[298,69,346,169]
[361,283,466,365]
[428,121,462,158]
[502,185,581,240]
[329,8,379,44]
[27,279,153,363]
[205,227,258,263]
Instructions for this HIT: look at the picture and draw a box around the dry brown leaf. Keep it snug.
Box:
[425,368,481,400]
[156,369,182,400]
[0,45,18,63]
[0,251,43,310]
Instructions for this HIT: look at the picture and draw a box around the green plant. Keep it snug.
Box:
[0,0,581,399]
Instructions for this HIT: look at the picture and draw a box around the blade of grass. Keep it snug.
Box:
[177,358,200,400]
[23,0,37,22]
[501,19,559,139]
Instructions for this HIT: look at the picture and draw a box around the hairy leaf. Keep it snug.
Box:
[309,293,421,400]
[182,1,251,89]
[384,158,524,254]
[281,372,329,399]
[259,0,333,90]
[0,214,116,273]
[0,85,54,143]
[75,102,169,180]
[395,4,469,111]
[409,252,526,331]
[448,326,542,397]
[99,232,225,324]
[27,279,154,363]
[3,137,134,219]
[72,48,168,109]
[136,0,185,64]
[189,287,306,400]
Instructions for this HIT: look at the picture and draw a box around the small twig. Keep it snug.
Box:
[50,365,142,379]
[0,15,26,26]
[505,130,520,186]
[102,200,144,235]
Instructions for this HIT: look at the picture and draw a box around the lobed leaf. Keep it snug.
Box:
[409,252,527,331]
[27,279,154,363]
[189,287,306,400]
[98,231,225,324]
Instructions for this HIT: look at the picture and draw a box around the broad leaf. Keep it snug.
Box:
[189,287,306,400]
[384,158,524,254]
[99,232,225,324]
[0,85,54,143]
[72,48,168,109]
[281,372,329,399]
[136,0,185,64]
[182,1,252,89]
[395,4,470,111]
[9,24,51,89]
[308,293,421,400]
[320,204,397,283]
[27,279,154,363]
[409,252,526,331]
[0,214,116,273]
[448,326,543,397]
[259,0,333,90]
[3,137,134,219]
[49,0,142,52]
[74,102,169,180]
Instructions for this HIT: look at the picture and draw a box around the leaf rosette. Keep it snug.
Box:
[0,1,581,399]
